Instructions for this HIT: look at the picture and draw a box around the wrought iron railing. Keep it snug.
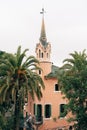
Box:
[20,115,43,129]
[33,116,43,125]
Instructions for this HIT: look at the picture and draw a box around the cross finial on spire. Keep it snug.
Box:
[40,8,46,16]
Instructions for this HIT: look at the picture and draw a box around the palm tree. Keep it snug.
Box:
[0,46,45,130]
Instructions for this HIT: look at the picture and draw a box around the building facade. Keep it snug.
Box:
[24,9,73,130]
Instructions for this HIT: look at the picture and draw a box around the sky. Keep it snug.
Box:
[0,0,87,66]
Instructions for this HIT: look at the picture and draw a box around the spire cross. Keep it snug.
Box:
[40,8,46,16]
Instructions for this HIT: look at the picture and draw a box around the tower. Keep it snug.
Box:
[35,8,52,76]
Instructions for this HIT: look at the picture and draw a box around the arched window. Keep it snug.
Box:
[39,70,41,75]
[41,52,43,58]
[39,49,41,58]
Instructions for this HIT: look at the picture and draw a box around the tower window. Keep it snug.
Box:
[39,49,41,58]
[44,104,51,118]
[41,52,43,58]
[47,53,48,58]
[39,70,41,75]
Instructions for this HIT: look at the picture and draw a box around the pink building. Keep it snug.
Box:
[24,8,73,130]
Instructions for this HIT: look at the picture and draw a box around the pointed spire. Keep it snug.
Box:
[40,8,48,47]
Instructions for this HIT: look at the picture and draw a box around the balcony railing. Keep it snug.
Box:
[33,116,43,125]
[20,115,43,128]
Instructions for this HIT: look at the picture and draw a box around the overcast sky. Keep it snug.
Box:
[0,0,87,66]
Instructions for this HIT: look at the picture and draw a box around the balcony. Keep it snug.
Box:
[19,115,43,129]
[33,116,43,125]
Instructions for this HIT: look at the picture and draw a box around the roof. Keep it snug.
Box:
[45,64,59,79]
[39,9,48,48]
[45,64,64,79]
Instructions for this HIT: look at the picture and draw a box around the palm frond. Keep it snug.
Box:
[16,45,21,61]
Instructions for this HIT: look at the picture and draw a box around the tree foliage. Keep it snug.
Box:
[58,50,87,130]
[0,46,45,130]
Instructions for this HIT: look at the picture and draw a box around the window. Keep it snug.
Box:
[60,104,65,113]
[33,104,42,117]
[47,53,48,58]
[55,84,59,91]
[44,104,51,118]
[37,104,42,117]
[33,104,36,115]
[69,126,73,130]
[60,104,67,117]
[39,70,41,74]
[39,49,41,58]
[41,52,43,58]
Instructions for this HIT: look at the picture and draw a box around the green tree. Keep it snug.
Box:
[0,46,45,130]
[58,50,87,130]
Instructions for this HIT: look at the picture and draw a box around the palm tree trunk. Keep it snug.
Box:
[14,91,20,130]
